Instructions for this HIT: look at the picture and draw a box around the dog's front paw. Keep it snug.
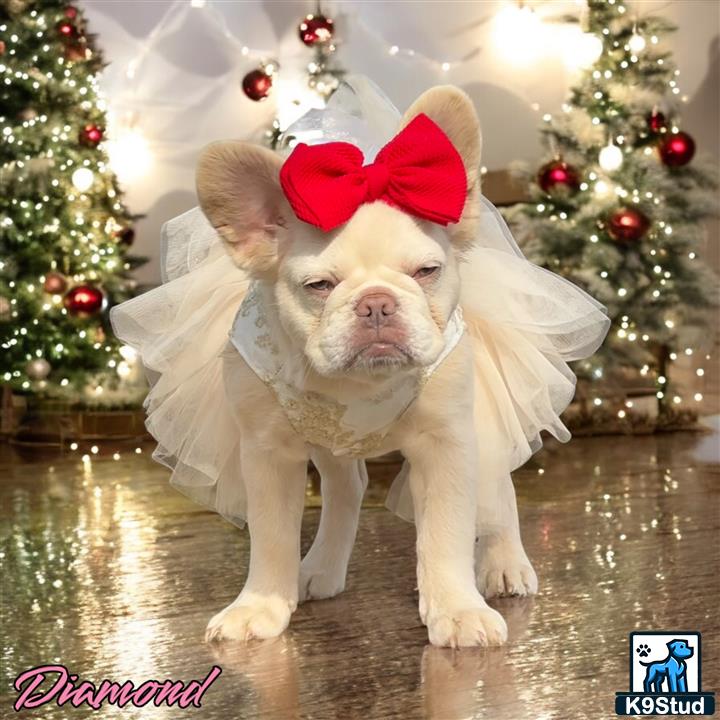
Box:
[476,534,538,599]
[298,559,346,602]
[426,602,508,648]
[205,592,294,642]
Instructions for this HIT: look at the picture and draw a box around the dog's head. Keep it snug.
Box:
[667,640,694,660]
[196,86,481,378]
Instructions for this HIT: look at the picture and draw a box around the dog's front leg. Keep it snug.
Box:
[206,445,307,642]
[677,673,687,693]
[404,431,508,647]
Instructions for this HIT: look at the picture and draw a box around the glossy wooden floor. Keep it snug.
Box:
[1,429,718,719]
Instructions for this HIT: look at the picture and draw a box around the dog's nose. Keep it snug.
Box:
[355,289,398,323]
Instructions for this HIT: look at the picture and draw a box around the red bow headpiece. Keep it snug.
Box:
[279,114,467,232]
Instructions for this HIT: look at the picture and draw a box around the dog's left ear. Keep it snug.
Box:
[400,86,481,249]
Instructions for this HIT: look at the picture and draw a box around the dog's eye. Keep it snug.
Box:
[304,279,335,293]
[413,266,440,280]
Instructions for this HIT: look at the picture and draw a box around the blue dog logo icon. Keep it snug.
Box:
[640,639,693,693]
[615,631,715,716]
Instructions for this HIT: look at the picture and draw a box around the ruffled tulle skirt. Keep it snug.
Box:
[111,205,609,530]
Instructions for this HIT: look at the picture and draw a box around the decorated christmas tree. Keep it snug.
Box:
[506,0,717,428]
[0,0,145,405]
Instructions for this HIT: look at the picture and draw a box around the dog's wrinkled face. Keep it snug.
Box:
[274,202,460,377]
[196,85,482,380]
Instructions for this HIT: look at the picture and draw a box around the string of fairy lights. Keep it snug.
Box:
[99,0,646,164]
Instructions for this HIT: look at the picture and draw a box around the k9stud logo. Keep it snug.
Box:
[615,632,715,715]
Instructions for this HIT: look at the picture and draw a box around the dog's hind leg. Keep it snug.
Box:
[643,665,660,693]
[475,471,538,598]
[298,449,368,602]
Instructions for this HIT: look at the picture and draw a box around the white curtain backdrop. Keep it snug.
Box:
[82,0,719,285]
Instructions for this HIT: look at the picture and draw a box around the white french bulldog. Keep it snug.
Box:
[196,86,537,648]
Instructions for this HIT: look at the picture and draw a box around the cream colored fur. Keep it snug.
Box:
[198,86,537,648]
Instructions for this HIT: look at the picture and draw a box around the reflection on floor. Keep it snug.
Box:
[1,431,718,719]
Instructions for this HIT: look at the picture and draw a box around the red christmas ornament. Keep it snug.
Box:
[64,5,78,19]
[538,159,580,194]
[607,207,650,243]
[647,110,666,133]
[0,40,5,56]
[79,123,103,145]
[57,21,77,38]
[298,13,334,46]
[64,285,103,315]
[242,68,273,101]
[43,272,68,294]
[658,131,695,167]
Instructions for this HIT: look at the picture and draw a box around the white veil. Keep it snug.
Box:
[111,75,609,532]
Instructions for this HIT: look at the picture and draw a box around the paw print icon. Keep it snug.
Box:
[636,643,651,658]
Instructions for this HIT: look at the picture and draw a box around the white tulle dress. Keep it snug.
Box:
[110,77,610,529]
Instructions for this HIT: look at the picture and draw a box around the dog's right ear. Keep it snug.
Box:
[196,141,288,275]
[399,86,482,251]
